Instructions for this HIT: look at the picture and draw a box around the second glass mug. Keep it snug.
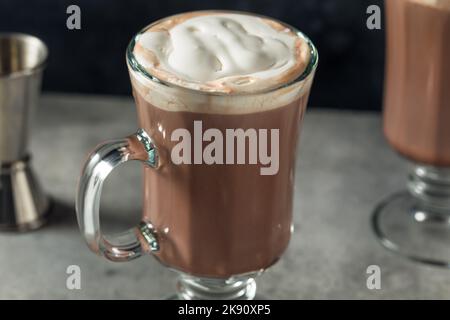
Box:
[372,0,450,267]
[76,12,318,300]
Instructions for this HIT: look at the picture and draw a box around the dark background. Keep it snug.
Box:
[0,0,385,110]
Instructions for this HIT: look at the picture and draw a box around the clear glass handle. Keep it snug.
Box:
[76,129,159,262]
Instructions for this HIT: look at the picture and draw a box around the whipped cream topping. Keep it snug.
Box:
[132,12,311,93]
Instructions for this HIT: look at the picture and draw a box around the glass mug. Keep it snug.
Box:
[76,12,318,299]
[372,0,450,266]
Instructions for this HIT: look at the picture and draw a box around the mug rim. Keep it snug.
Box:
[0,33,48,79]
[126,10,318,97]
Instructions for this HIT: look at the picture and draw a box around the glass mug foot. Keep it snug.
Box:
[166,273,257,300]
[372,166,450,267]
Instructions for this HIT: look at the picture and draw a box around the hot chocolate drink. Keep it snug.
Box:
[384,0,450,166]
[128,11,315,277]
[372,0,450,268]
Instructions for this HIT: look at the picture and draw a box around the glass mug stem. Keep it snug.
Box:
[408,165,450,217]
[76,129,159,261]
[372,164,450,267]
[176,273,257,300]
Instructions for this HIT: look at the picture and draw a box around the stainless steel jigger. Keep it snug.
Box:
[0,33,49,231]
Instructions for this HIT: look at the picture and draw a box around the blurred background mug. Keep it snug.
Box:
[373,0,450,266]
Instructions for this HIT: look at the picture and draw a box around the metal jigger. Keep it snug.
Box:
[0,33,49,231]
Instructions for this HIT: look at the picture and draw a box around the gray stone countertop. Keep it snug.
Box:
[0,93,449,299]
